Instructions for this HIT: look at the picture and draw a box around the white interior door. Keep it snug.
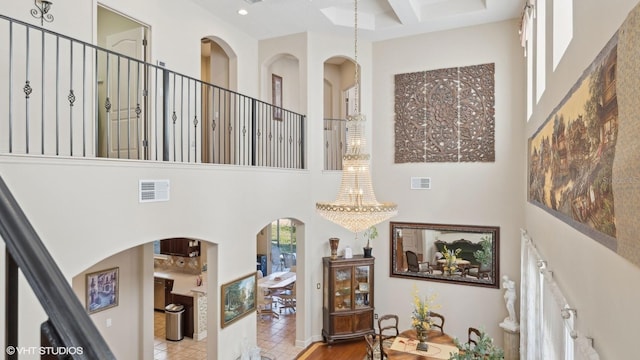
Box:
[106,27,145,159]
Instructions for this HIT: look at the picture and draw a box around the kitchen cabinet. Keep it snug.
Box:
[322,255,374,344]
[153,278,174,311]
[160,238,200,257]
[171,293,194,338]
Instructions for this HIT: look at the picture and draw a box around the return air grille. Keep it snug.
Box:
[139,180,170,203]
[410,177,431,190]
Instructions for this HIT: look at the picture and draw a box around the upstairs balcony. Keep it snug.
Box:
[0,14,307,169]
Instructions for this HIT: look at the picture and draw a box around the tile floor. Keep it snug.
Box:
[153,302,299,360]
[153,311,207,360]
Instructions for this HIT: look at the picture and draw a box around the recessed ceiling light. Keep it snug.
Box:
[238,8,248,15]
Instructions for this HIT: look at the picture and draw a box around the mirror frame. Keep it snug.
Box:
[389,222,500,288]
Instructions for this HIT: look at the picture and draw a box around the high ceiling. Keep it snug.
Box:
[191,0,525,41]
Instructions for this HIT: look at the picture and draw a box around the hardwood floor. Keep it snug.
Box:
[295,339,367,360]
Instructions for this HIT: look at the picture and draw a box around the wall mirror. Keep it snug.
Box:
[390,222,500,288]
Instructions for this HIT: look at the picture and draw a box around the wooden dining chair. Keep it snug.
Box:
[364,333,381,360]
[377,314,399,359]
[468,327,481,347]
[429,312,445,334]
[277,281,296,313]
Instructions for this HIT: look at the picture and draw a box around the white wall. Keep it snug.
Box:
[8,0,637,357]
[525,0,640,358]
[71,244,153,360]
[371,20,526,344]
[0,157,317,359]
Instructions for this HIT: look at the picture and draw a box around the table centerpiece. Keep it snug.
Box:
[410,285,439,351]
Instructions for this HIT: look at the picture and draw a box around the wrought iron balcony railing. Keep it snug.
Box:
[0,14,305,169]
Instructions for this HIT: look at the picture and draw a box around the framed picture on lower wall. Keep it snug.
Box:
[86,267,119,314]
[221,272,257,328]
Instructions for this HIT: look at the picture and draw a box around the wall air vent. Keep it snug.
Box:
[410,177,431,190]
[139,180,170,203]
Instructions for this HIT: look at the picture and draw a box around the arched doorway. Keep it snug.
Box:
[323,56,358,170]
[71,238,218,360]
[200,37,237,164]
[256,218,302,358]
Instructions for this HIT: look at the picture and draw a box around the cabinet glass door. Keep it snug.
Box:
[333,267,352,311]
[354,265,371,309]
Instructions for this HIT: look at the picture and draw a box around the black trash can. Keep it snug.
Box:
[165,304,184,341]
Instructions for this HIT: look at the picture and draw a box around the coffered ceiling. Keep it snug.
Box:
[191,0,525,41]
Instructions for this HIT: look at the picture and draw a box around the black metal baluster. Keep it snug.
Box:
[186,78,191,163]
[41,30,45,154]
[136,62,142,160]
[24,27,31,154]
[8,21,13,153]
[180,76,184,162]
[105,53,112,158]
[162,68,170,161]
[82,43,87,157]
[55,36,59,155]
[6,252,18,360]
[69,41,75,156]
[172,74,176,162]
[116,56,121,158]
[193,81,198,163]
[126,58,131,159]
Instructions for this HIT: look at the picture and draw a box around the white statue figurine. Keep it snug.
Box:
[499,275,519,332]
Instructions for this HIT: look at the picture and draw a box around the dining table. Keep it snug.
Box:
[383,329,460,360]
[257,271,296,291]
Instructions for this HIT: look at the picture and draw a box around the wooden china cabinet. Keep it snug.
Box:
[322,255,375,343]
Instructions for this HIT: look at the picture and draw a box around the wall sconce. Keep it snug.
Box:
[31,0,54,26]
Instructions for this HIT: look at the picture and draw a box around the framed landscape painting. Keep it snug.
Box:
[221,272,257,328]
[86,267,119,314]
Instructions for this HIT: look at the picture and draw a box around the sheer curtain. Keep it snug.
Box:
[520,229,599,360]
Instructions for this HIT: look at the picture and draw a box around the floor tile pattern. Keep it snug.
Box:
[153,302,298,360]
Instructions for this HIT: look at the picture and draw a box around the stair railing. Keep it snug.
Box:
[1,176,116,359]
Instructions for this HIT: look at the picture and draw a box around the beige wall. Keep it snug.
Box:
[371,19,526,343]
[5,0,639,358]
[525,0,640,358]
[72,244,153,360]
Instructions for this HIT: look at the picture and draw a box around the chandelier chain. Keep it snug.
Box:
[354,0,359,114]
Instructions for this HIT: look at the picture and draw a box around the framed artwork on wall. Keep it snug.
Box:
[272,74,283,120]
[86,267,119,314]
[221,272,257,328]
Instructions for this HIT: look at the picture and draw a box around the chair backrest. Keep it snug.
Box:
[364,333,377,359]
[430,312,445,334]
[405,251,420,272]
[468,327,481,347]
[378,314,399,339]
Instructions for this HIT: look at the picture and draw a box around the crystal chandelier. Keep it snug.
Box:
[316,0,397,234]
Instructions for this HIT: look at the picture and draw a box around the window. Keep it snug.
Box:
[271,219,297,271]
[552,0,573,70]
[536,0,547,103]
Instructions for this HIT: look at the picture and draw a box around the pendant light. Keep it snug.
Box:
[316,0,398,234]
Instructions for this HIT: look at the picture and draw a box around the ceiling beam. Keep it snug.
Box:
[387,0,420,25]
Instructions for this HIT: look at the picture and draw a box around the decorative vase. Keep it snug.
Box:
[363,247,373,258]
[329,238,340,259]
[415,328,429,351]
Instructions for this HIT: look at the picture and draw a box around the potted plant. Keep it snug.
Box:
[473,236,492,270]
[449,329,504,360]
[362,226,378,258]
